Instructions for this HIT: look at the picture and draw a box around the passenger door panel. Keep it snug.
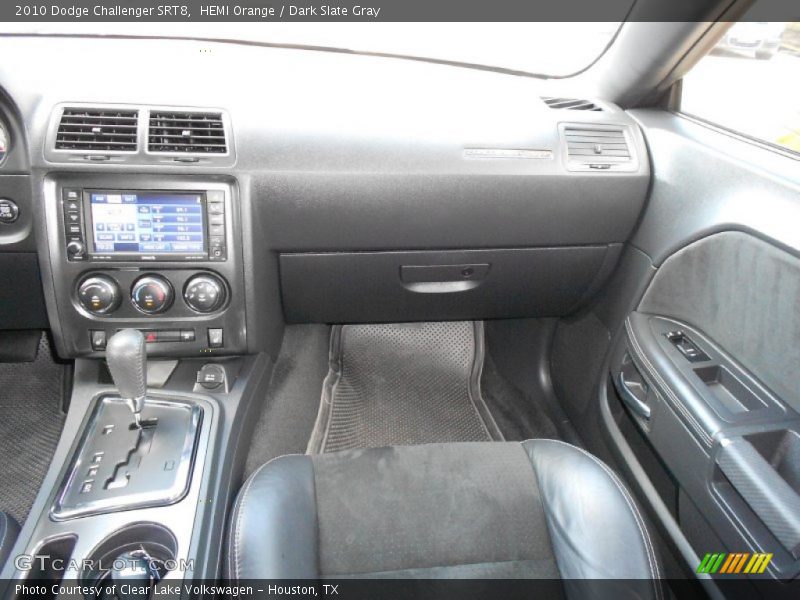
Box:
[607,111,800,584]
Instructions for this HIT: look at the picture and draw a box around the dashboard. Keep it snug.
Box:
[0,35,651,360]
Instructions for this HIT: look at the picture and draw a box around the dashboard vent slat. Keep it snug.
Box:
[148,111,227,154]
[55,108,139,152]
[542,97,602,111]
[564,126,631,163]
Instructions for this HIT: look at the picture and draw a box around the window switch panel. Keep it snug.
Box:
[665,331,710,363]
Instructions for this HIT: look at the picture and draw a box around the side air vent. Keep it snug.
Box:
[564,127,630,162]
[55,108,139,152]
[542,97,602,111]
[148,111,227,154]
[561,124,637,172]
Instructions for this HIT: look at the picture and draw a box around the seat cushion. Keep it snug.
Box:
[228,440,661,596]
[0,511,20,568]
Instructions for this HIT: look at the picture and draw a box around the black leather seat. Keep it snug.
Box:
[0,511,20,568]
[229,440,661,595]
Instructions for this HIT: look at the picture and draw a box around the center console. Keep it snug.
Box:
[42,174,247,358]
[0,173,263,592]
[4,338,272,593]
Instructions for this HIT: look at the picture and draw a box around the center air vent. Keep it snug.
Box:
[542,97,602,111]
[55,109,138,152]
[148,111,227,154]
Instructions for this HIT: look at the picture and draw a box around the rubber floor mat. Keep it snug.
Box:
[307,322,503,454]
[0,333,66,524]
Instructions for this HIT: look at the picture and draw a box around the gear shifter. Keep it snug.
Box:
[106,329,147,428]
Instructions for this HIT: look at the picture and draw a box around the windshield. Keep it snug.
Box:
[0,22,621,77]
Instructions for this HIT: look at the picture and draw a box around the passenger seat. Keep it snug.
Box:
[229,440,661,595]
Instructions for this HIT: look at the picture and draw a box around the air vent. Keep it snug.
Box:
[55,108,138,152]
[148,111,227,154]
[564,127,630,162]
[542,97,602,111]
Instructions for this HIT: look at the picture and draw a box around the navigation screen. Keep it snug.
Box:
[89,191,206,254]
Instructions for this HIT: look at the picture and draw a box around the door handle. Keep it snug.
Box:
[618,354,651,420]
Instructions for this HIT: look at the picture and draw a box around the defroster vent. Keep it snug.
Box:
[542,97,602,111]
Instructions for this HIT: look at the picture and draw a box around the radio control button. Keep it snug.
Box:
[77,275,120,315]
[207,202,224,215]
[209,214,224,226]
[66,240,85,258]
[131,275,174,314]
[209,224,224,236]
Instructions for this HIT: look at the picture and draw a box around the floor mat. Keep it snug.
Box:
[0,333,67,524]
[307,322,503,454]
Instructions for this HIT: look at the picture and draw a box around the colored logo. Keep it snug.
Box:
[697,552,772,574]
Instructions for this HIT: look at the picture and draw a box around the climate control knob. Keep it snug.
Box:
[77,275,120,315]
[131,275,174,314]
[183,274,227,313]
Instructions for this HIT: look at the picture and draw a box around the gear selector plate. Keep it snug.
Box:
[52,396,202,520]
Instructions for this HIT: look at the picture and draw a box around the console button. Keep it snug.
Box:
[197,364,225,389]
[77,275,121,315]
[90,330,107,350]
[184,274,227,313]
[0,199,20,224]
[207,202,224,215]
[131,275,174,314]
[208,328,223,348]
[180,329,196,342]
[159,330,180,343]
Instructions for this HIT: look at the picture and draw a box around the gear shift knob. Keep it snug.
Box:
[106,329,147,426]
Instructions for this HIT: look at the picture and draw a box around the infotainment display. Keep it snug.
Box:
[89,191,206,255]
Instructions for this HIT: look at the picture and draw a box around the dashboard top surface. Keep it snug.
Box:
[0,35,645,178]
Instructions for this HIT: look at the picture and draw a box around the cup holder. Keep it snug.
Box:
[81,523,177,600]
